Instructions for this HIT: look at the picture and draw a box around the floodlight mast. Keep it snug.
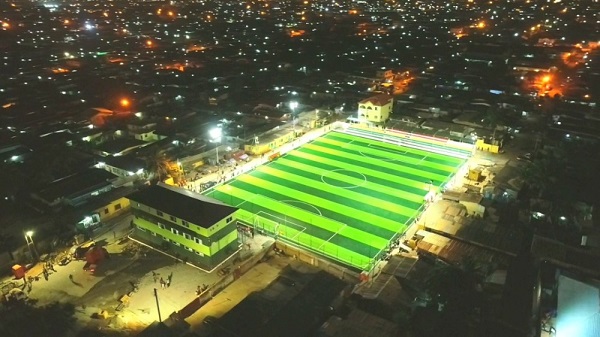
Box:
[210,127,223,167]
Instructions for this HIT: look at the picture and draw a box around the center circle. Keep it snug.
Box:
[320,169,367,189]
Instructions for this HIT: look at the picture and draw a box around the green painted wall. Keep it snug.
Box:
[130,201,237,262]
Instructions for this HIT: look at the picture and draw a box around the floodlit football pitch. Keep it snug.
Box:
[204,127,471,270]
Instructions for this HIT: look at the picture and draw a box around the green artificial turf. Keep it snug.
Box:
[204,130,467,270]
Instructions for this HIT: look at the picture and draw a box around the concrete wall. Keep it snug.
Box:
[274,241,360,282]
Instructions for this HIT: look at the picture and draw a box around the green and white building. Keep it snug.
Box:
[127,183,239,271]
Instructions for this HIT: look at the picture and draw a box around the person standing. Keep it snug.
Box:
[160,277,165,289]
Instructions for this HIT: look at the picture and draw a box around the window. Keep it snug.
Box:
[194,237,203,245]
[171,228,180,235]
[170,215,176,222]
[185,246,194,252]
[150,231,157,236]
[137,226,146,232]
[184,233,192,240]
[156,210,163,216]
[114,203,122,211]
[170,239,180,247]
[194,250,204,256]
[181,220,188,227]
[104,208,109,214]
[158,223,166,230]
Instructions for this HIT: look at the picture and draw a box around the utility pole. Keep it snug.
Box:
[153,288,162,322]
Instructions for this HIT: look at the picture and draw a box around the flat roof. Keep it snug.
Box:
[35,168,117,202]
[127,183,237,228]
[557,273,600,337]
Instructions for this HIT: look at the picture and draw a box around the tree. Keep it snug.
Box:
[145,150,171,182]
[0,300,76,337]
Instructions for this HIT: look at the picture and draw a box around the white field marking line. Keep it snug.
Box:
[339,139,354,148]
[369,142,407,154]
[417,156,428,165]
[233,192,259,208]
[256,210,307,232]
[280,199,323,216]
[357,142,406,161]
[347,130,473,161]
[339,128,471,159]
[317,223,347,250]
[320,169,367,189]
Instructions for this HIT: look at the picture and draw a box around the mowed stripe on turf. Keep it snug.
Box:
[234,209,372,268]
[210,186,380,255]
[271,159,424,207]
[342,128,474,158]
[256,165,414,224]
[289,149,442,188]
[234,173,406,234]
[214,184,388,251]
[326,132,465,166]
[302,143,449,182]
[276,156,429,201]
[230,176,399,240]
[314,137,458,175]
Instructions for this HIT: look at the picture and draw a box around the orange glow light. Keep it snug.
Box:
[541,75,551,83]
[477,21,486,29]
[146,40,153,47]
[1,22,9,28]
[120,99,130,108]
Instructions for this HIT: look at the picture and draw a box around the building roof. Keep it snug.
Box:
[416,230,511,267]
[96,138,147,156]
[213,269,347,337]
[359,94,393,106]
[104,155,146,173]
[557,273,600,337]
[34,168,117,203]
[126,183,237,228]
[423,201,523,257]
[531,235,600,278]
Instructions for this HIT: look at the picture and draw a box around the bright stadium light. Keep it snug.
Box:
[210,127,223,166]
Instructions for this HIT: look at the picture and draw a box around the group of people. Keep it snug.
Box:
[153,271,173,289]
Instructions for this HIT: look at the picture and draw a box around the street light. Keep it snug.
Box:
[209,127,222,166]
[24,230,39,261]
[120,98,130,109]
[289,101,298,132]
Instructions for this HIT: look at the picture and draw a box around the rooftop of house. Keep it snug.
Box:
[34,168,117,203]
[359,94,393,106]
[126,183,238,228]
[96,138,147,155]
[103,155,147,173]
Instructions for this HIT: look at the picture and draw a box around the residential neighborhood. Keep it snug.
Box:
[1,1,599,337]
